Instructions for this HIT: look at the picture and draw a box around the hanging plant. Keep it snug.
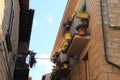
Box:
[29,57,37,68]
[29,52,37,68]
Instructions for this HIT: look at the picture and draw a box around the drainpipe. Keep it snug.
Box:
[100,0,120,68]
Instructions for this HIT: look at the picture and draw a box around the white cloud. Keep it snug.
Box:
[35,53,54,72]
[33,19,39,26]
[47,16,53,24]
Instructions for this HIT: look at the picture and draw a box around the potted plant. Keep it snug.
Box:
[63,40,68,48]
[75,11,88,19]
[61,46,66,53]
[76,24,87,36]
[29,52,37,68]
[52,66,58,74]
[63,18,72,32]
[63,22,71,32]
[64,32,72,41]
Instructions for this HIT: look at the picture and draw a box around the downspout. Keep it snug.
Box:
[100,0,120,68]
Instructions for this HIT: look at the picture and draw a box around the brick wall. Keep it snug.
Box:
[103,0,120,66]
[87,0,105,79]
[68,0,104,80]
[102,0,120,79]
[68,0,120,80]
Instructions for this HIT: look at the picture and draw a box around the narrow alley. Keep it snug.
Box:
[0,0,120,80]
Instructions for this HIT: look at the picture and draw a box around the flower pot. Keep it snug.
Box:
[63,41,68,47]
[76,24,87,36]
[63,63,68,69]
[61,46,65,51]
[75,11,88,19]
[77,28,86,36]
[64,33,72,41]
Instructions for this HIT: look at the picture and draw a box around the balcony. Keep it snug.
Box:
[67,34,90,56]
[51,52,70,79]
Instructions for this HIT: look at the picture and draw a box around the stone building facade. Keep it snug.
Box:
[0,0,35,80]
[50,0,120,80]
[0,0,20,80]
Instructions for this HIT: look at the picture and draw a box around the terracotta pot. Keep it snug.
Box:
[77,28,86,36]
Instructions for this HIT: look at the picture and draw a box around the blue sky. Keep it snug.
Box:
[29,0,67,80]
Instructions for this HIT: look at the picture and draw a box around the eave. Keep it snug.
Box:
[19,0,35,44]
[19,9,34,43]
[19,0,29,9]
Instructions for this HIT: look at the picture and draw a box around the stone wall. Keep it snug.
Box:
[0,0,20,80]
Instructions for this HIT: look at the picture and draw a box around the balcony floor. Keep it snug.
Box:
[67,34,90,56]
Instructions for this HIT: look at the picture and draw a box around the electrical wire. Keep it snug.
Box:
[35,58,50,59]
